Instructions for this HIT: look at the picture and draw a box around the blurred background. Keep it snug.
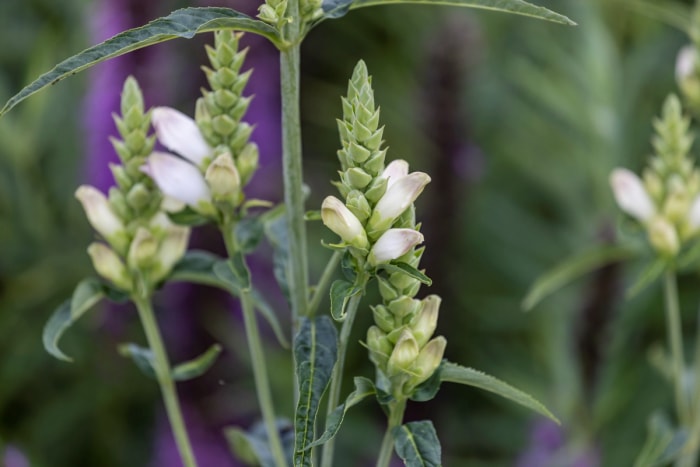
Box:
[0,0,695,465]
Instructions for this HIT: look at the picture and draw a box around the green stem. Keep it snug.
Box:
[375,398,407,467]
[664,270,689,427]
[222,220,288,467]
[133,295,198,467]
[320,287,364,467]
[308,251,342,316]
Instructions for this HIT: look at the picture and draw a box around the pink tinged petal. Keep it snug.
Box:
[369,172,431,231]
[321,196,368,249]
[75,185,125,239]
[382,159,409,189]
[690,195,700,229]
[369,228,424,265]
[152,106,211,166]
[143,152,211,208]
[609,168,655,222]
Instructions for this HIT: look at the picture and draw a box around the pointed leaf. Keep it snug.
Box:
[381,262,432,286]
[213,256,250,292]
[172,344,223,381]
[305,377,376,450]
[118,343,157,379]
[226,419,295,467]
[522,244,638,311]
[294,316,338,467]
[1,8,281,117]
[440,361,559,423]
[626,258,666,299]
[235,217,266,253]
[393,420,441,467]
[329,279,363,321]
[43,278,107,362]
[634,412,689,467]
[264,211,291,304]
[322,0,575,25]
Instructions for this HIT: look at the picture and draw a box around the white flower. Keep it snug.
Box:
[367,171,431,234]
[321,196,369,249]
[75,185,126,248]
[688,194,700,230]
[152,107,212,167]
[142,151,211,209]
[609,168,655,222]
[676,46,697,83]
[382,159,409,189]
[368,228,424,265]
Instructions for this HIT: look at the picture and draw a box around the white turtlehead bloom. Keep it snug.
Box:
[75,185,126,244]
[609,168,656,222]
[368,228,424,266]
[368,171,431,232]
[382,159,409,189]
[689,195,700,230]
[142,151,211,209]
[321,196,369,249]
[152,107,212,167]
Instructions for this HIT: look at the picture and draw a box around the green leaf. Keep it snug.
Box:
[410,361,443,402]
[626,258,666,299]
[43,278,107,362]
[235,217,266,253]
[226,419,295,467]
[322,0,575,25]
[440,361,559,423]
[0,7,282,117]
[305,377,376,450]
[118,343,157,379]
[293,316,338,467]
[634,412,688,467]
[213,254,251,292]
[172,344,223,381]
[265,211,291,304]
[393,421,441,467]
[168,207,211,226]
[608,0,690,31]
[522,244,638,311]
[329,279,363,321]
[381,262,432,286]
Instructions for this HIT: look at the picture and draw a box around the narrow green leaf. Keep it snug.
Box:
[440,361,559,423]
[381,262,432,286]
[0,7,282,117]
[393,421,441,467]
[634,412,688,467]
[294,316,338,467]
[226,420,295,467]
[322,0,575,25]
[626,258,666,299]
[305,377,376,450]
[43,278,106,362]
[118,343,157,379]
[522,244,638,311]
[172,344,223,381]
[329,280,363,321]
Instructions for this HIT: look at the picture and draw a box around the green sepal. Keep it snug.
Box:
[304,210,322,221]
[43,277,122,362]
[168,207,211,226]
[380,262,432,286]
[329,279,363,321]
[225,419,294,467]
[293,316,338,467]
[1,7,283,117]
[634,412,688,467]
[409,360,443,402]
[119,343,223,381]
[304,377,376,450]
[392,420,441,467]
[440,361,559,423]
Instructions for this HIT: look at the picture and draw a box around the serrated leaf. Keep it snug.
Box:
[381,262,432,286]
[118,343,157,379]
[440,362,559,423]
[43,278,107,362]
[172,344,222,381]
[522,244,638,311]
[226,419,295,467]
[393,420,441,467]
[322,0,575,25]
[294,316,338,467]
[626,258,666,299]
[305,377,376,450]
[329,280,363,321]
[0,8,281,117]
[634,412,689,467]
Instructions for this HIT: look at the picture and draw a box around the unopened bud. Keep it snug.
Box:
[237,143,259,184]
[75,185,127,251]
[321,196,369,249]
[387,330,419,376]
[677,45,700,109]
[127,227,159,269]
[410,336,447,386]
[372,305,395,333]
[152,225,190,283]
[367,325,392,368]
[410,295,441,347]
[87,243,131,291]
[648,216,680,256]
[205,153,241,204]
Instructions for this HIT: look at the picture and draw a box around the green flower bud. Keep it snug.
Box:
[237,143,260,185]
[111,164,132,190]
[387,296,421,323]
[363,177,388,205]
[367,325,392,368]
[348,142,371,164]
[410,295,441,347]
[648,216,680,256]
[387,330,419,376]
[152,225,190,283]
[372,305,395,333]
[212,114,237,136]
[205,153,241,204]
[231,122,254,150]
[345,190,371,224]
[127,227,159,269]
[409,336,446,387]
[126,183,152,212]
[343,167,373,190]
[87,243,131,291]
[377,275,399,302]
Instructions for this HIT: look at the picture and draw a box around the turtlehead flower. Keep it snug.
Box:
[367,171,431,234]
[75,185,127,250]
[127,227,159,269]
[368,228,424,266]
[387,330,419,375]
[205,153,241,203]
[609,168,655,222]
[410,336,446,385]
[152,106,212,167]
[321,196,369,249]
[648,217,680,256]
[87,242,131,291]
[410,295,441,347]
[142,152,211,210]
[382,159,409,189]
[152,225,190,283]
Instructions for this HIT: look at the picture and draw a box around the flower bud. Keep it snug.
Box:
[345,190,371,224]
[387,330,419,376]
[142,152,212,211]
[368,228,424,266]
[410,295,441,347]
[367,325,392,368]
[205,153,241,204]
[87,243,131,291]
[372,305,395,333]
[126,182,152,212]
[127,227,159,269]
[648,216,680,256]
[343,167,373,189]
[367,172,431,235]
[321,196,369,249]
[609,168,655,222]
[237,143,260,184]
[75,185,127,249]
[152,107,212,166]
[410,336,446,386]
[377,275,399,301]
[643,169,664,202]
[152,225,191,282]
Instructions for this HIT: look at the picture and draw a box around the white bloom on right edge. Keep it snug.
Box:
[75,185,126,248]
[321,196,369,249]
[367,171,431,233]
[689,194,700,230]
[142,151,211,209]
[368,228,424,266]
[152,106,212,167]
[609,168,656,222]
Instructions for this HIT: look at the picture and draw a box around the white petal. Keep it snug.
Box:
[369,228,424,265]
[689,195,700,229]
[143,152,211,208]
[371,172,431,228]
[382,159,409,189]
[75,185,125,239]
[152,107,211,166]
[677,46,697,81]
[321,196,368,248]
[609,168,655,221]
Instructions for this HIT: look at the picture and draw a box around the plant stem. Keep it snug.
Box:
[222,221,288,467]
[133,295,198,467]
[308,251,342,316]
[375,398,407,467]
[664,270,689,427]
[320,285,364,467]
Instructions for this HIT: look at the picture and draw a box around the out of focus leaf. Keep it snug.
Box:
[634,412,688,467]
[226,419,294,467]
[119,343,222,381]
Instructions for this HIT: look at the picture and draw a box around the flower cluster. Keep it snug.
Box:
[143,31,258,219]
[322,61,445,398]
[610,95,700,256]
[76,77,190,292]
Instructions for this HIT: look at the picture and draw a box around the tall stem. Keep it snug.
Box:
[133,295,198,467]
[375,398,407,467]
[308,251,342,317]
[664,270,689,427]
[320,288,364,467]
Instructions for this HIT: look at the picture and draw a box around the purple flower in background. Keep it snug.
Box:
[517,419,600,467]
[3,445,29,467]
